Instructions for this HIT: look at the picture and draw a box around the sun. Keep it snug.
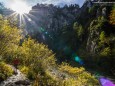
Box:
[11,1,31,15]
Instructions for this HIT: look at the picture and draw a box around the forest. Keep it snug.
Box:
[0,0,115,86]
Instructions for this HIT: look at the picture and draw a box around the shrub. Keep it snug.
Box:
[0,15,22,60]
[109,6,115,25]
[20,66,29,75]
[27,69,36,80]
[20,66,36,80]
[99,31,106,43]
[100,47,111,57]
[0,62,13,81]
[59,63,85,75]
[59,63,99,86]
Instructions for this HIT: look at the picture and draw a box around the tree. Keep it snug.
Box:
[0,15,22,58]
[109,5,115,25]
[73,22,84,38]
[0,3,4,14]
[100,47,111,57]
[99,31,106,43]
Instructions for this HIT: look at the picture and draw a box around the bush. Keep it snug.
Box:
[109,6,115,25]
[20,66,29,75]
[99,31,106,43]
[58,63,99,86]
[27,69,36,80]
[20,66,36,80]
[0,15,22,60]
[59,63,85,75]
[100,47,111,57]
[0,62,13,81]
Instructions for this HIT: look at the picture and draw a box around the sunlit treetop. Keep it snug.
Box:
[109,6,115,25]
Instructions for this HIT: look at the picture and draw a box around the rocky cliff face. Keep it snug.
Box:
[25,1,114,56]
[1,1,114,57]
[26,4,79,35]
[76,0,114,55]
[86,6,114,55]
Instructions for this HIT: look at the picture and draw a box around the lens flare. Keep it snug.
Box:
[99,77,115,86]
[75,56,84,65]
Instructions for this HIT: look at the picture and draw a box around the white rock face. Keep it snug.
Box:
[0,66,31,86]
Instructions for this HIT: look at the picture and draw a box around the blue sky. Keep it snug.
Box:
[0,0,85,8]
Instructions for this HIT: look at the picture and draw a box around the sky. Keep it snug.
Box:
[0,0,85,8]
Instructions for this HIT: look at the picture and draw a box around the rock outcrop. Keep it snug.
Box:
[0,66,31,86]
